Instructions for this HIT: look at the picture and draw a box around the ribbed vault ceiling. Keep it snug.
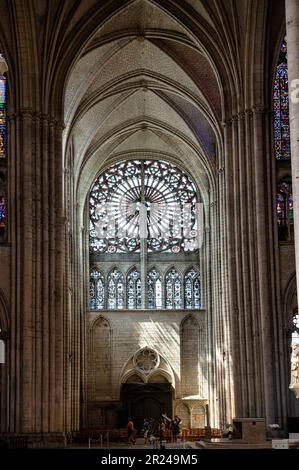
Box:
[63,0,223,199]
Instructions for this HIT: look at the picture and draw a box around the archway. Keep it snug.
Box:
[121,379,173,432]
[61,0,232,430]
[284,274,299,417]
[0,290,9,432]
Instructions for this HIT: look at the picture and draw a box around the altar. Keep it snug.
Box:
[233,418,267,442]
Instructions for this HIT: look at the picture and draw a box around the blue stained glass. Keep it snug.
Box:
[165,268,182,309]
[0,75,6,159]
[274,39,290,160]
[127,268,142,309]
[107,268,124,309]
[89,268,105,309]
[184,268,201,309]
[0,195,5,226]
[147,268,162,309]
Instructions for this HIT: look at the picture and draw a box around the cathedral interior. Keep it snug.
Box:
[0,0,299,447]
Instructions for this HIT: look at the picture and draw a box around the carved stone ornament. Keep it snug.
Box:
[290,343,299,398]
[133,347,159,374]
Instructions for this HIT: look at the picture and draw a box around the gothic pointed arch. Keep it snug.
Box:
[89,267,105,309]
[184,267,201,309]
[0,52,7,243]
[120,346,176,387]
[165,267,183,309]
[0,293,7,365]
[107,267,125,309]
[126,266,141,309]
[277,179,293,241]
[273,37,290,160]
[88,315,112,400]
[283,274,298,415]
[180,314,207,398]
[0,289,9,432]
[147,267,162,309]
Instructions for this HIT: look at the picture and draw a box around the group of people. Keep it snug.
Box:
[127,414,181,445]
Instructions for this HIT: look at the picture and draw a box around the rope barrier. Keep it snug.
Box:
[88,432,109,449]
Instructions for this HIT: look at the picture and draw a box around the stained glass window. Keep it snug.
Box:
[147,268,163,309]
[292,310,299,344]
[274,39,290,160]
[185,268,201,309]
[0,328,5,364]
[0,195,5,228]
[0,53,7,240]
[127,267,142,309]
[0,64,6,159]
[89,160,198,254]
[165,268,183,309]
[89,159,202,311]
[277,180,293,240]
[88,265,202,310]
[107,268,124,309]
[89,268,105,309]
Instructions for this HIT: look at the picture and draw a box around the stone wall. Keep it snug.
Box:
[85,309,207,427]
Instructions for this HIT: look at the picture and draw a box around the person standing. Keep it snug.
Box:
[141,417,150,445]
[171,415,181,442]
[127,417,136,444]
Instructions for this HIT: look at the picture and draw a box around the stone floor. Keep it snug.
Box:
[75,437,191,450]
[74,437,283,450]
[194,439,272,449]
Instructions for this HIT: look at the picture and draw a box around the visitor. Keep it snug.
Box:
[159,417,166,449]
[127,417,136,444]
[171,415,181,442]
[141,417,150,445]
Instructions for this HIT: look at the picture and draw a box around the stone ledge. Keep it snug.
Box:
[0,433,68,449]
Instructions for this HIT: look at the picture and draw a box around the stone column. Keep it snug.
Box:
[140,162,147,309]
[252,107,275,423]
[7,110,66,441]
[286,0,299,317]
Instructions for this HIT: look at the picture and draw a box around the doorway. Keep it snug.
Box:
[121,382,173,433]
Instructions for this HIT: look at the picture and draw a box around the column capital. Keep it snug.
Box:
[8,109,65,129]
[252,106,270,115]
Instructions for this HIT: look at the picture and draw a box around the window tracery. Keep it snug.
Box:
[165,268,183,309]
[89,160,198,254]
[133,348,159,374]
[277,180,293,240]
[127,268,142,309]
[107,268,125,309]
[0,53,7,242]
[185,268,201,309]
[89,268,105,309]
[0,56,7,160]
[147,268,162,309]
[89,160,202,311]
[89,265,201,310]
[292,310,299,344]
[274,38,290,160]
